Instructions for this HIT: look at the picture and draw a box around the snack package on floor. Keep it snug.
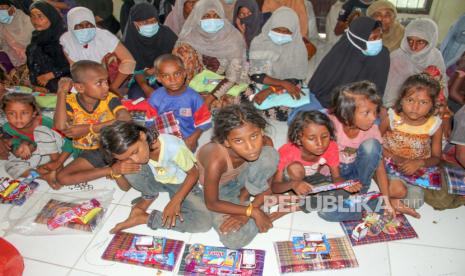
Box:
[343,191,382,208]
[4,189,113,235]
[0,171,40,206]
[292,233,331,258]
[340,212,418,246]
[101,232,184,272]
[274,236,358,274]
[384,157,441,190]
[178,244,266,276]
[443,165,465,196]
[307,179,361,194]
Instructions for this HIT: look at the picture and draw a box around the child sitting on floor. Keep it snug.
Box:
[0,93,73,188]
[100,121,212,234]
[197,103,279,249]
[54,60,131,186]
[380,74,442,218]
[148,54,211,151]
[271,110,361,217]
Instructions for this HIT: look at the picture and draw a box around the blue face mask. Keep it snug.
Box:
[0,10,13,24]
[347,30,383,56]
[138,23,160,37]
[268,30,293,45]
[223,0,234,4]
[200,19,224,33]
[73,27,96,45]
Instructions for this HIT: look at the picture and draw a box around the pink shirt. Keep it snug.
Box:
[329,114,383,164]
[278,141,340,176]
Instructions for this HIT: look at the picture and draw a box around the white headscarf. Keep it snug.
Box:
[383,18,447,107]
[249,7,308,80]
[177,0,246,61]
[164,0,187,35]
[59,7,119,63]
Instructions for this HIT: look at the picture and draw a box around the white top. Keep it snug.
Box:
[59,28,119,63]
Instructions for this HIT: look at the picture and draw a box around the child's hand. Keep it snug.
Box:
[343,181,362,193]
[0,139,11,160]
[14,141,34,160]
[219,214,249,234]
[57,77,73,94]
[253,89,272,105]
[62,125,90,138]
[111,160,141,175]
[184,135,198,152]
[399,159,424,175]
[280,81,302,100]
[38,160,62,173]
[292,181,313,196]
[251,208,273,233]
[162,198,183,228]
[238,187,249,204]
[37,72,54,87]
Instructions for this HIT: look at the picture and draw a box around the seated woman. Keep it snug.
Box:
[26,0,70,93]
[164,0,198,35]
[244,7,308,122]
[447,51,465,113]
[367,0,404,52]
[0,0,33,83]
[123,2,177,99]
[232,0,270,49]
[305,16,389,109]
[383,18,447,109]
[60,7,135,96]
[173,0,249,108]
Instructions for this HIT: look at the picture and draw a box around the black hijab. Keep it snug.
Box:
[308,16,390,108]
[123,2,177,70]
[233,0,264,48]
[30,0,65,46]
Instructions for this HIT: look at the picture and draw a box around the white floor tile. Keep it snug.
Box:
[0,191,47,232]
[68,269,106,276]
[291,210,345,236]
[23,258,70,276]
[389,243,465,276]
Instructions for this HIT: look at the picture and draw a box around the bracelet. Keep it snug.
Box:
[246,203,254,217]
[89,124,97,136]
[269,86,277,92]
[110,168,122,179]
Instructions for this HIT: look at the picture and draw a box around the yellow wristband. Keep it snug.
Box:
[89,124,97,136]
[246,203,254,217]
[110,168,122,179]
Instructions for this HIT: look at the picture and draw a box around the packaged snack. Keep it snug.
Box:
[292,233,331,258]
[47,199,101,230]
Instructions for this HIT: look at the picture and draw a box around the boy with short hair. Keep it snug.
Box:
[54,60,131,186]
[148,54,211,151]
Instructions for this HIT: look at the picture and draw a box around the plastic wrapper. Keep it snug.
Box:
[4,189,114,236]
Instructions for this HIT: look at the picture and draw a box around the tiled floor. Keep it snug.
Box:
[1,120,464,276]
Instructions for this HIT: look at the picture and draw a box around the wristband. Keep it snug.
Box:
[246,203,254,217]
[89,124,97,136]
[110,168,122,179]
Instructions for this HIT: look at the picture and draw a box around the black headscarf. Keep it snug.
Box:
[308,16,390,108]
[30,0,65,46]
[0,0,13,6]
[232,0,264,48]
[123,2,177,70]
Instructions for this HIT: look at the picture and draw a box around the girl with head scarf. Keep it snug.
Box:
[0,0,33,71]
[60,7,136,96]
[261,0,308,39]
[383,18,447,108]
[164,0,198,35]
[308,16,389,108]
[367,0,404,52]
[26,0,70,92]
[232,0,270,48]
[123,2,177,99]
[243,7,307,121]
[173,0,248,107]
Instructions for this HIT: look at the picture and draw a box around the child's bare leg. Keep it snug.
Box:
[110,198,154,233]
[389,179,420,218]
[42,171,61,190]
[56,158,109,186]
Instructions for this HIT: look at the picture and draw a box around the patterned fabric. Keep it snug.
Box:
[274,236,358,274]
[0,181,38,206]
[444,165,465,196]
[340,213,418,246]
[101,232,184,272]
[178,244,266,276]
[384,157,442,190]
[147,111,183,139]
[102,52,120,84]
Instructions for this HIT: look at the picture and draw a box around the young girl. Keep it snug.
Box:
[1,93,73,188]
[197,103,279,249]
[380,74,442,218]
[323,81,394,222]
[271,110,361,217]
[99,121,212,234]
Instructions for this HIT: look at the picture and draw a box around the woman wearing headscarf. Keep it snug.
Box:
[383,18,447,108]
[26,0,70,93]
[75,0,120,34]
[244,7,307,121]
[173,0,248,107]
[0,0,33,74]
[440,13,465,69]
[123,2,177,99]
[308,16,389,108]
[60,7,135,96]
[261,0,308,39]
[164,0,198,35]
[232,0,270,49]
[367,0,404,52]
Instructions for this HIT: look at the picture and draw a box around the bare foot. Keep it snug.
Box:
[110,207,149,234]
[390,198,421,219]
[42,171,61,190]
